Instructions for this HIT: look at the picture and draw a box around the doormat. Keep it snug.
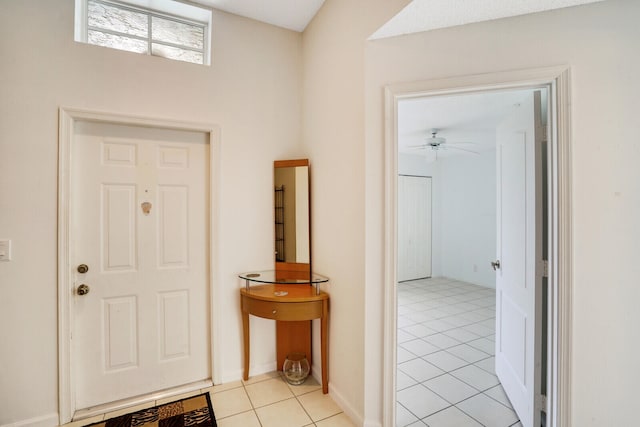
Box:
[84,393,217,427]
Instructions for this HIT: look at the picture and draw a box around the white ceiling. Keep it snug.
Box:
[191,0,605,34]
[191,0,325,32]
[398,89,538,159]
[371,0,606,39]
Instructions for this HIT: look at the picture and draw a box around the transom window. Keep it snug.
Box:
[76,0,211,65]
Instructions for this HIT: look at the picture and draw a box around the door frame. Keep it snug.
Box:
[382,66,572,427]
[57,107,222,424]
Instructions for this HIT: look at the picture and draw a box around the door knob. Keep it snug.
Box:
[77,284,90,295]
[491,260,501,271]
[77,264,89,274]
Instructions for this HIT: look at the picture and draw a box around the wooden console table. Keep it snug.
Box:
[239,271,329,393]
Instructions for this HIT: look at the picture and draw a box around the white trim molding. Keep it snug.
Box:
[57,107,221,424]
[381,66,572,427]
[0,413,59,427]
[329,383,366,427]
[551,67,573,427]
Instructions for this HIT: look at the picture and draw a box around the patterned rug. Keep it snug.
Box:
[85,393,217,427]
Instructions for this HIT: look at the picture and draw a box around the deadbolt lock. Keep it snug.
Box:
[77,264,89,274]
[77,284,90,295]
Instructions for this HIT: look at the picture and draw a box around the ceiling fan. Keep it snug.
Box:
[408,129,479,155]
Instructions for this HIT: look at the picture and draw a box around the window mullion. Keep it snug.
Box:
[87,25,148,42]
[150,12,206,31]
[147,12,152,55]
[150,39,204,54]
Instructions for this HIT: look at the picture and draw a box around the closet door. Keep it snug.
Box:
[398,175,432,282]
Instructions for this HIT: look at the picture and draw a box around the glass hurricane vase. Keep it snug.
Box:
[282,352,310,385]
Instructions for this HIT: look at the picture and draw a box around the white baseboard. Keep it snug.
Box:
[220,368,244,384]
[311,360,321,384]
[1,413,58,427]
[220,361,277,384]
[254,360,278,377]
[326,383,364,427]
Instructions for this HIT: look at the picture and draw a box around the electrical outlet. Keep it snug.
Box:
[0,239,11,262]
[473,264,478,272]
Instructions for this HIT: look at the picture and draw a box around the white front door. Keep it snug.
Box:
[495,91,544,427]
[397,175,432,281]
[71,121,210,410]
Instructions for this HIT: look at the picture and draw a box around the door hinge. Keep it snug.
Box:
[541,260,549,278]
[536,394,548,412]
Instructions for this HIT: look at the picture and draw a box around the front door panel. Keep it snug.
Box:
[72,122,210,410]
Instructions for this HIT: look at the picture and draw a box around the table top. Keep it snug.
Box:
[239,270,329,285]
[240,284,329,303]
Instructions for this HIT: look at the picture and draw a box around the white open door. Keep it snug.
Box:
[397,175,432,281]
[495,91,544,427]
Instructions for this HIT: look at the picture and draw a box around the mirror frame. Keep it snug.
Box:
[274,159,311,280]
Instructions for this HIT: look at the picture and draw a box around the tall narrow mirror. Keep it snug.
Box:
[274,159,310,279]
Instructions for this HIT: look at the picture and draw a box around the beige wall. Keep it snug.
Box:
[301,1,410,423]
[364,0,640,425]
[4,0,639,425]
[0,1,302,424]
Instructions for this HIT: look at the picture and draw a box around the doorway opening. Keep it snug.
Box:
[382,67,572,427]
[396,87,546,427]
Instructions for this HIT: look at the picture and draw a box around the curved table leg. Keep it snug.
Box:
[321,301,328,394]
[242,311,250,381]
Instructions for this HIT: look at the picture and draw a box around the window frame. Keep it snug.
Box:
[75,0,211,65]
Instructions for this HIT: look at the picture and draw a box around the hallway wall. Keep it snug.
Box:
[365,1,640,424]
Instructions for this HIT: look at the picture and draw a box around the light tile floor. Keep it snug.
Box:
[397,277,522,427]
[61,372,354,427]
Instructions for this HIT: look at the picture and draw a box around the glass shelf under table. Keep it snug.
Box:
[238,270,329,295]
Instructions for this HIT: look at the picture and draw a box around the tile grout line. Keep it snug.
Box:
[242,373,338,427]
[396,277,519,426]
[241,379,264,427]
[293,387,317,426]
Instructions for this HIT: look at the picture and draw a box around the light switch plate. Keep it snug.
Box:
[0,239,12,262]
